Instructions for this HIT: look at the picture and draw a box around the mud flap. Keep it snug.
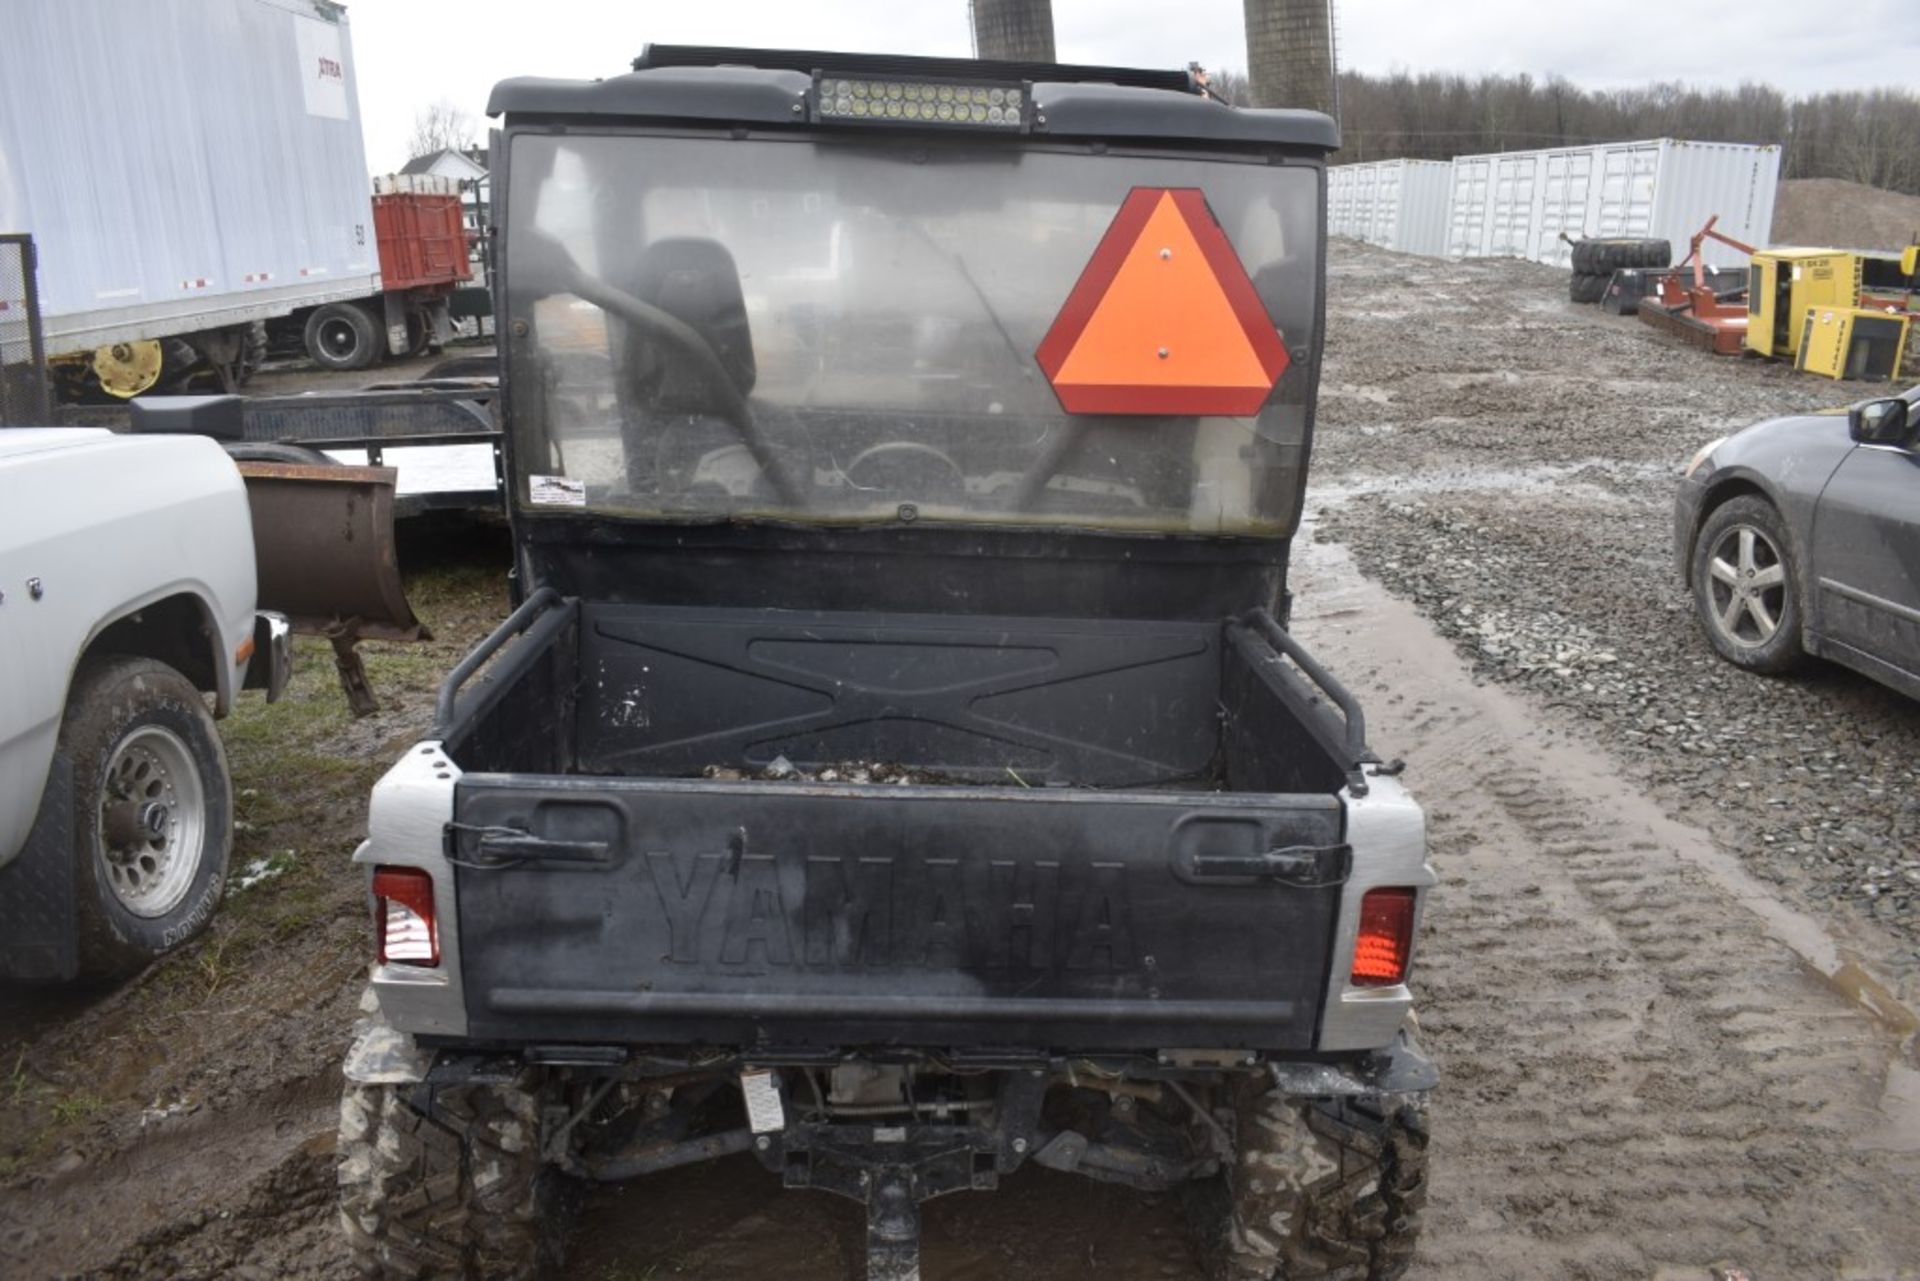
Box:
[236,462,431,716]
[0,755,78,982]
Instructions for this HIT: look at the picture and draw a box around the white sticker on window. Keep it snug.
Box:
[740,1069,785,1133]
[528,474,586,507]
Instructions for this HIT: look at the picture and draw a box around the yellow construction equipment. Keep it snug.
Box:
[1744,247,1914,363]
[1792,306,1909,381]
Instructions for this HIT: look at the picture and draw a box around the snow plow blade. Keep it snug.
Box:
[236,461,431,716]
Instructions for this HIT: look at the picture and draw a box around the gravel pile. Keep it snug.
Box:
[1314,242,1920,964]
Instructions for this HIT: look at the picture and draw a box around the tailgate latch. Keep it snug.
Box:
[1175,842,1352,888]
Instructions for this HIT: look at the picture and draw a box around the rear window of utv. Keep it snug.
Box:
[499,127,1326,538]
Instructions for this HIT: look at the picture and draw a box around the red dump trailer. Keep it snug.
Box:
[268,173,474,372]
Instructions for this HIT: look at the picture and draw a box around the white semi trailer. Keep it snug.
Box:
[0,0,414,397]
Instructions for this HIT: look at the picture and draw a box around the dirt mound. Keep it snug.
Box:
[1770,177,1920,250]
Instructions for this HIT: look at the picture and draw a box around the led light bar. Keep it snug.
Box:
[813,73,1029,130]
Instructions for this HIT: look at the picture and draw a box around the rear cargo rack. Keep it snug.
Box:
[434,586,562,736]
[1243,607,1375,795]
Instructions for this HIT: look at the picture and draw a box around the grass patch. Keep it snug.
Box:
[49,1092,104,1126]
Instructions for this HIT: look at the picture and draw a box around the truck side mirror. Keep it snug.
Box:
[1849,398,1912,446]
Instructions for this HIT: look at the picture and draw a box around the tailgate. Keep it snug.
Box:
[452,777,1345,1051]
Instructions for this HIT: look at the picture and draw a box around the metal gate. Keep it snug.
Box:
[0,234,52,426]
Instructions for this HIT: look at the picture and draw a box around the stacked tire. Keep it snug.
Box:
[1568,238,1670,305]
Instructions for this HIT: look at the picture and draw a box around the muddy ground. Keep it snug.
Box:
[4,247,1919,1279]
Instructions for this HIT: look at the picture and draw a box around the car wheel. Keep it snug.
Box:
[61,655,232,977]
[1691,495,1805,674]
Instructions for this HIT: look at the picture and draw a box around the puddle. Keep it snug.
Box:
[1308,457,1670,508]
[1855,1061,1920,1153]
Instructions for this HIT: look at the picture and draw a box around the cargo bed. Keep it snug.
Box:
[434,596,1367,1052]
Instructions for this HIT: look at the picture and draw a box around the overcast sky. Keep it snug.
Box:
[348,0,1920,172]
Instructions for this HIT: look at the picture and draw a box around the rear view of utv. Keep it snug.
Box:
[337,45,1436,1281]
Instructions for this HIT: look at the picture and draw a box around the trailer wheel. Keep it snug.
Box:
[238,321,268,387]
[61,655,232,977]
[1569,271,1610,304]
[306,303,380,372]
[338,1073,566,1280]
[1571,237,1670,274]
[1188,1091,1428,1281]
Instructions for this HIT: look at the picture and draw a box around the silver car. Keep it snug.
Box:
[1674,385,1920,698]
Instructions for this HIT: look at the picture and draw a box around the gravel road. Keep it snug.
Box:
[1315,243,1920,1000]
[3,246,1918,1280]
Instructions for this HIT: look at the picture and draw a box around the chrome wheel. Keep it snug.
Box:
[96,725,206,918]
[1705,523,1788,649]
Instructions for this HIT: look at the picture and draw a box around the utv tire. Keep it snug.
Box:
[1569,271,1610,304]
[1690,494,1805,675]
[62,655,232,978]
[1570,237,1670,274]
[1189,1092,1428,1281]
[305,302,381,372]
[338,1075,564,1280]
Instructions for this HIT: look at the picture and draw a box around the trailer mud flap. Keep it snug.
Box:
[451,777,1345,1052]
[237,461,429,715]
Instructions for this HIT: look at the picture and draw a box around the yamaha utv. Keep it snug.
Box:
[337,45,1436,1281]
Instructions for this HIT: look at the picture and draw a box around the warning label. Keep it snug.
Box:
[1036,187,1289,416]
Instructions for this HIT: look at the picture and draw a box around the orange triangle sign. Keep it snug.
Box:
[1036,188,1289,416]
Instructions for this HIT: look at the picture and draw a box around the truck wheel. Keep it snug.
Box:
[1189,1092,1428,1281]
[61,655,232,977]
[1569,271,1609,304]
[338,1074,565,1280]
[1691,494,1805,674]
[305,302,380,372]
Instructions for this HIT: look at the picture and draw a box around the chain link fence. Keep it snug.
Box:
[0,234,52,426]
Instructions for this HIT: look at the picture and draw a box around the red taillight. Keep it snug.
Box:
[1351,887,1416,987]
[373,866,439,967]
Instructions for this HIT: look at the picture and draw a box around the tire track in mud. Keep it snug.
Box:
[1292,543,1920,1281]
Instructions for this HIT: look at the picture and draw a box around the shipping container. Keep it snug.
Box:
[1327,159,1451,257]
[0,0,381,364]
[1444,139,1780,270]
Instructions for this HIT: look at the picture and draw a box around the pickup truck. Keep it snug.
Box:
[0,428,288,981]
[337,46,1437,1281]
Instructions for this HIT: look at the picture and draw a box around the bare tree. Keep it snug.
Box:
[1327,67,1920,197]
[407,99,475,162]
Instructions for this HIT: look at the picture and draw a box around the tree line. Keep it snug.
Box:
[1207,69,1920,194]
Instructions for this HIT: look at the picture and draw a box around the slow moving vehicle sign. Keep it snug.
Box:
[1037,186,1290,415]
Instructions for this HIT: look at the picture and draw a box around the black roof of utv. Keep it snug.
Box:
[486,43,1341,152]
